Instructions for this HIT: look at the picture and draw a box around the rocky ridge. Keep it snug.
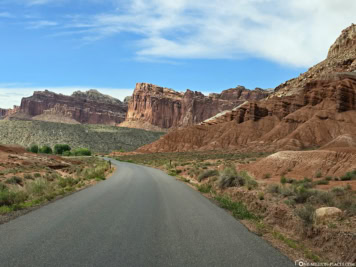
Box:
[122,83,270,130]
[138,24,356,153]
[9,90,128,125]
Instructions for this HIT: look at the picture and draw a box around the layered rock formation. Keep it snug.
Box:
[138,24,356,153]
[0,106,19,120]
[10,89,128,125]
[122,83,269,130]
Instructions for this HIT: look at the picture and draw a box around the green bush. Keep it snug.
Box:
[198,169,219,182]
[6,176,22,185]
[29,144,39,153]
[340,170,356,181]
[197,184,212,193]
[218,167,244,189]
[73,148,92,156]
[214,195,256,220]
[280,176,287,184]
[263,173,271,179]
[39,145,53,154]
[267,184,281,194]
[62,151,72,156]
[294,186,313,203]
[54,144,71,155]
[296,205,315,225]
[0,189,28,207]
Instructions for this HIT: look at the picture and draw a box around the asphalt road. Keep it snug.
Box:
[0,159,294,267]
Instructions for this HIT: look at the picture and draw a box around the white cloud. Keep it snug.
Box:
[61,0,355,67]
[0,87,133,109]
[0,12,14,18]
[27,20,59,29]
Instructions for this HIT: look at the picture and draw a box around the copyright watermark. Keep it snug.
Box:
[295,259,356,267]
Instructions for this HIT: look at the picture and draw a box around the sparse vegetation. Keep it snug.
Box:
[296,204,315,225]
[198,170,219,182]
[214,195,257,220]
[0,157,110,215]
[0,120,164,153]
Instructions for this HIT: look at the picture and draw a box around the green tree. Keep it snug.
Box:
[54,144,71,155]
[73,148,91,156]
[29,144,39,153]
[39,145,52,154]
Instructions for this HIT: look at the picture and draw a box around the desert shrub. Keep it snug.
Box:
[246,178,258,190]
[0,183,7,191]
[267,184,281,194]
[280,186,295,197]
[280,176,287,184]
[73,148,92,156]
[27,179,51,196]
[0,187,28,207]
[54,144,71,155]
[294,186,313,203]
[34,173,41,178]
[308,190,334,206]
[39,145,52,154]
[340,170,356,181]
[58,177,77,188]
[62,151,72,157]
[263,173,271,179]
[6,176,22,185]
[218,167,245,189]
[83,160,109,181]
[197,184,212,193]
[315,179,329,185]
[315,171,322,178]
[331,186,346,196]
[258,192,264,200]
[168,169,181,176]
[296,205,315,225]
[29,144,39,153]
[24,173,33,180]
[198,170,219,182]
[214,195,256,220]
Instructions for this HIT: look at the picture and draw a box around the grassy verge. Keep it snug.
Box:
[0,158,111,215]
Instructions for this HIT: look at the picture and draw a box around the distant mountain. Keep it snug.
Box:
[7,89,128,125]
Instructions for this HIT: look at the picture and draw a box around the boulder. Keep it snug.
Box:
[315,207,343,221]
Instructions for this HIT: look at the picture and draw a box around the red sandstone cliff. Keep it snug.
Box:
[138,24,356,153]
[0,106,19,120]
[121,83,269,130]
[10,89,128,125]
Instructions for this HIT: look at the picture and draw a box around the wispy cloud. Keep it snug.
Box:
[0,86,133,109]
[57,0,355,67]
[0,12,14,18]
[27,20,59,29]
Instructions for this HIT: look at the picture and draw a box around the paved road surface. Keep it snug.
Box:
[0,159,294,267]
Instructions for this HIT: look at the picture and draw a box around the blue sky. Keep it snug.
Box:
[0,0,355,108]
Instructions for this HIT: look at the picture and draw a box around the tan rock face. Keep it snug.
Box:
[125,83,269,129]
[15,90,128,125]
[138,24,356,153]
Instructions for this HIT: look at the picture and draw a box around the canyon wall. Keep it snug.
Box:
[122,83,269,130]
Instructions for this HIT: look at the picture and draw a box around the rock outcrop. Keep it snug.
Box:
[0,106,19,120]
[138,24,356,153]
[11,90,128,125]
[122,83,269,130]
